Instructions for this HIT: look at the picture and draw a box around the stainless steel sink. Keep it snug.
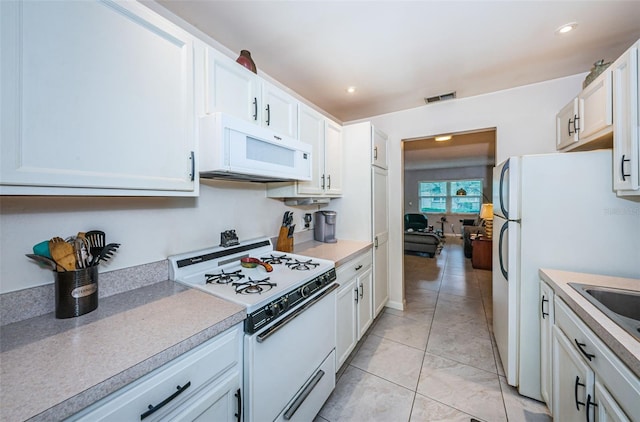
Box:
[569,283,640,341]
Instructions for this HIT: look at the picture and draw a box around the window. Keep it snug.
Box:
[419,179,483,214]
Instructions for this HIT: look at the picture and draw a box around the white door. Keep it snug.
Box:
[356,266,374,339]
[539,280,554,411]
[324,120,343,195]
[261,81,299,138]
[297,106,325,195]
[335,279,358,370]
[372,166,389,316]
[579,71,613,139]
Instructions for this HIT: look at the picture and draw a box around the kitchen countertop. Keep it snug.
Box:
[539,268,640,377]
[295,239,373,267]
[0,280,246,422]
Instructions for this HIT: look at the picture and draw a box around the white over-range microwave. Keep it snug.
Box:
[199,113,312,182]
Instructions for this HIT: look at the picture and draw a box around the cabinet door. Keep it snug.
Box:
[372,127,388,169]
[594,380,631,422]
[552,325,595,422]
[262,81,299,138]
[612,44,639,192]
[335,279,358,370]
[324,120,343,195]
[356,266,374,339]
[539,280,555,411]
[372,166,389,316]
[205,47,259,123]
[556,98,580,150]
[296,105,325,195]
[579,71,613,140]
[1,0,196,195]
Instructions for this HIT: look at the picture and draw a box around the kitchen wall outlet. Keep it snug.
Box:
[303,213,312,230]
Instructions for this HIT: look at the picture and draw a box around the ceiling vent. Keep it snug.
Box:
[424,91,456,104]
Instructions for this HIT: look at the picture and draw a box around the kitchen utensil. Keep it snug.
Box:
[288,224,295,238]
[25,253,58,271]
[91,243,120,266]
[49,237,76,271]
[74,237,90,269]
[32,240,52,258]
[240,257,273,272]
[85,230,106,261]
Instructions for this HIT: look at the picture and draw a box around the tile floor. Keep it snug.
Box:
[317,238,551,421]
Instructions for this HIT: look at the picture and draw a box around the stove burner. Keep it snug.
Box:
[205,270,245,284]
[233,277,276,294]
[260,254,291,265]
[286,259,320,271]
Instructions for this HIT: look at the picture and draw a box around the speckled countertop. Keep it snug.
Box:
[294,239,372,267]
[539,268,640,377]
[0,281,245,422]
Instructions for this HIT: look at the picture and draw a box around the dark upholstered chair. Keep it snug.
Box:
[404,213,428,231]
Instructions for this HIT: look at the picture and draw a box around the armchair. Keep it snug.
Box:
[404,213,440,257]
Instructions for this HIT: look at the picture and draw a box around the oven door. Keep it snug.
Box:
[244,284,337,422]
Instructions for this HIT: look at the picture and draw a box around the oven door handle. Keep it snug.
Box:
[257,283,339,343]
[283,369,325,420]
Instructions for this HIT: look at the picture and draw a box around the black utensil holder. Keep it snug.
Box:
[54,266,98,319]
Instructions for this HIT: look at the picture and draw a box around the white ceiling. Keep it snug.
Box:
[156,0,640,123]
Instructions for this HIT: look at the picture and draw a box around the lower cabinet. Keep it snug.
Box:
[67,324,243,422]
[541,291,639,422]
[335,251,373,371]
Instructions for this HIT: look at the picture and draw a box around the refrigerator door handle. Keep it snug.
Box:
[499,161,510,219]
[498,222,508,280]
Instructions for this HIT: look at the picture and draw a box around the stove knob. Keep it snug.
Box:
[300,285,311,298]
[315,277,323,286]
[265,303,280,318]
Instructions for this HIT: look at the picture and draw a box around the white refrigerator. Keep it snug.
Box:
[492,149,639,401]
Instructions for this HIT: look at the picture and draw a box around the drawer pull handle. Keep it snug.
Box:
[235,388,242,421]
[574,339,595,361]
[574,376,585,411]
[586,394,598,422]
[541,296,549,319]
[355,264,363,271]
[284,369,325,420]
[141,381,191,420]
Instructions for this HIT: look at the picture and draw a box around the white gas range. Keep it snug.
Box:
[169,238,337,422]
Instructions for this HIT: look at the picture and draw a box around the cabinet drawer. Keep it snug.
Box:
[69,324,242,421]
[554,298,640,418]
[336,251,372,284]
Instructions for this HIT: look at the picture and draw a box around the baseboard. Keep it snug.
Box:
[385,299,406,311]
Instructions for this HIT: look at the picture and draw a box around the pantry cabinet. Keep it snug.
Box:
[612,41,639,196]
[372,165,389,316]
[556,69,613,152]
[372,127,388,169]
[205,48,298,139]
[335,251,373,370]
[267,105,343,198]
[0,0,198,196]
[68,324,243,421]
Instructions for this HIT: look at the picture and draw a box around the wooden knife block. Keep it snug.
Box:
[276,226,293,252]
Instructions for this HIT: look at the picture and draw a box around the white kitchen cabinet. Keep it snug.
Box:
[551,297,639,421]
[372,166,389,316]
[539,280,554,412]
[552,324,595,421]
[372,127,388,169]
[612,41,639,196]
[335,251,373,370]
[0,0,197,196]
[556,68,613,152]
[205,48,298,139]
[68,324,243,422]
[267,105,342,197]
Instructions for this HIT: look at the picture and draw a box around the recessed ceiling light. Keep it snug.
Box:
[556,22,577,35]
[346,86,356,94]
[435,135,452,142]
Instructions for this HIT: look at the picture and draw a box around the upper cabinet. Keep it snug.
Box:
[612,41,639,196]
[1,0,198,196]
[556,70,613,152]
[205,47,298,139]
[372,127,388,169]
[267,105,343,198]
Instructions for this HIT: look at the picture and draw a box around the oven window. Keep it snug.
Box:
[246,137,294,167]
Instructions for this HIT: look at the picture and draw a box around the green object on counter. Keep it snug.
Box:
[33,240,52,258]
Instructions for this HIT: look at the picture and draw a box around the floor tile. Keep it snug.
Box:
[427,325,497,372]
[410,393,479,421]
[370,312,430,350]
[350,335,425,390]
[417,353,507,422]
[319,366,414,422]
